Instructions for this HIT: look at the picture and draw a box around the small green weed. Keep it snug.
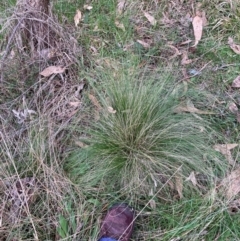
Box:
[57,200,77,239]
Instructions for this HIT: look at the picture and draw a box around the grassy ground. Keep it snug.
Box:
[0,0,240,240]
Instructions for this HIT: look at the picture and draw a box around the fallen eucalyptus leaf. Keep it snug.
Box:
[115,21,125,31]
[69,101,81,107]
[186,172,197,186]
[175,101,215,114]
[83,5,93,10]
[75,141,88,148]
[220,167,240,199]
[107,106,116,114]
[167,45,181,59]
[228,102,238,114]
[74,9,82,27]
[181,51,193,65]
[88,94,101,110]
[179,39,192,45]
[40,66,66,77]
[213,144,238,165]
[228,37,240,55]
[232,75,240,88]
[144,12,157,26]
[192,15,203,47]
[137,40,150,48]
[117,0,126,15]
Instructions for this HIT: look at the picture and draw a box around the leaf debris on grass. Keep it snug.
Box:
[74,9,82,27]
[232,75,240,88]
[115,20,125,31]
[228,37,240,55]
[39,66,66,77]
[175,100,215,114]
[137,39,150,48]
[117,0,126,16]
[192,14,203,47]
[107,106,116,114]
[167,44,181,59]
[220,167,240,199]
[228,101,238,114]
[186,171,198,186]
[83,5,93,10]
[88,94,101,110]
[181,51,193,65]
[213,144,238,165]
[143,11,157,26]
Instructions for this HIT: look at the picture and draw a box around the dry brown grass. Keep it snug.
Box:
[0,2,88,240]
[0,119,85,240]
[0,0,84,123]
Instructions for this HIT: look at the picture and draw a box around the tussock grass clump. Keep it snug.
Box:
[67,73,226,197]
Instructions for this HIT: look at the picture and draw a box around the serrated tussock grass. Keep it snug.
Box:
[67,73,227,198]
